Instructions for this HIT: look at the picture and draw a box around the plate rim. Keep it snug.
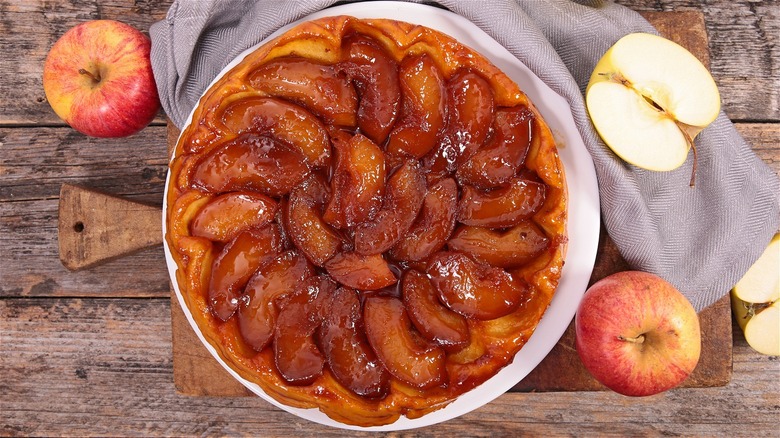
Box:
[162,1,601,431]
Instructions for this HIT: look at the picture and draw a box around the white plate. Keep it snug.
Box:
[163,1,600,432]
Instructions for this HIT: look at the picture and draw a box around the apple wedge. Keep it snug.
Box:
[586,33,720,185]
[730,233,780,356]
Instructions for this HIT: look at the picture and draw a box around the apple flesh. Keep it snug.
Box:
[43,20,160,138]
[575,271,701,397]
[586,33,720,185]
[730,233,779,356]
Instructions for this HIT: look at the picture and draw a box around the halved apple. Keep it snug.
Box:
[586,33,720,184]
[730,233,779,356]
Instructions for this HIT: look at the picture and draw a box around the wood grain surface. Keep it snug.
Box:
[1,0,779,436]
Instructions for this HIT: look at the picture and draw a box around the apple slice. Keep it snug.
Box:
[389,177,457,262]
[386,53,446,159]
[324,252,397,291]
[318,287,390,399]
[208,226,283,321]
[733,296,780,357]
[218,96,330,167]
[191,133,310,197]
[363,295,447,389]
[457,178,546,228]
[353,159,427,255]
[586,33,721,185]
[285,173,343,266]
[402,270,469,349]
[339,35,401,145]
[447,220,550,269]
[424,69,494,176]
[730,233,779,356]
[456,106,533,189]
[323,132,386,229]
[190,191,277,243]
[237,250,313,351]
[248,58,358,127]
[732,233,779,305]
[426,251,525,320]
[273,275,336,385]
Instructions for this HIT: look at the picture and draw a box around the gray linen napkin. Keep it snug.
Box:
[150,0,780,311]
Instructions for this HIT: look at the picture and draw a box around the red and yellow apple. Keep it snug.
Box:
[575,271,701,397]
[43,20,160,138]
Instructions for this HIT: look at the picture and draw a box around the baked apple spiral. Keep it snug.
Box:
[166,15,567,427]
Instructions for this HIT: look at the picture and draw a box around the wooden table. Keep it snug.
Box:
[2,1,778,436]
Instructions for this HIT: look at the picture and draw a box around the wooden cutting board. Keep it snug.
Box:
[57,11,731,397]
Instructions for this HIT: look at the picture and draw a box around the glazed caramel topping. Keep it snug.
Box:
[166,15,566,427]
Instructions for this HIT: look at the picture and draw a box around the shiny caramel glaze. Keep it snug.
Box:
[166,16,567,427]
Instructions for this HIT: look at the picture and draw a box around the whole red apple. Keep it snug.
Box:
[42,20,160,138]
[575,271,701,397]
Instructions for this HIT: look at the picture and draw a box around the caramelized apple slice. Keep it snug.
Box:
[273,275,336,385]
[424,69,494,175]
[190,191,278,242]
[390,177,457,262]
[402,270,469,349]
[237,250,313,351]
[323,133,386,228]
[319,288,390,398]
[457,178,546,228]
[209,226,283,321]
[364,295,446,389]
[426,251,525,320]
[285,173,343,266]
[192,134,310,197]
[339,35,400,144]
[354,159,426,255]
[248,58,357,127]
[220,96,330,166]
[386,54,446,158]
[457,106,533,189]
[324,252,396,290]
[448,221,550,268]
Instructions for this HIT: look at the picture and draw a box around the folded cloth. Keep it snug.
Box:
[150,0,780,311]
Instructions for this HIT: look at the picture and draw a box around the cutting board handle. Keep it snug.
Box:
[57,183,163,270]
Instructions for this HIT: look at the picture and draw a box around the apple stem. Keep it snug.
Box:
[604,72,632,88]
[78,68,101,83]
[677,123,698,187]
[618,334,646,344]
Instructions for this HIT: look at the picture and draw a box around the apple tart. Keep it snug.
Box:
[165,15,567,427]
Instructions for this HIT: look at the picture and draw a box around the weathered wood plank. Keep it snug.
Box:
[737,123,780,176]
[617,0,780,121]
[0,126,168,203]
[1,298,777,436]
[0,0,777,125]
